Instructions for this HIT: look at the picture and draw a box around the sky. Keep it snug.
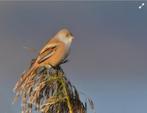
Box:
[0,1,147,113]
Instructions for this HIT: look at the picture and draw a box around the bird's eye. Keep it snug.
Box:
[66,33,70,37]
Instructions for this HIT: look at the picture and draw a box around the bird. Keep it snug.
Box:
[14,28,74,92]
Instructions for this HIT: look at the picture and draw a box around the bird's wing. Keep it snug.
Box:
[37,43,58,64]
[39,43,58,54]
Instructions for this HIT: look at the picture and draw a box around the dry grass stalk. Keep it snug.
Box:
[13,66,88,113]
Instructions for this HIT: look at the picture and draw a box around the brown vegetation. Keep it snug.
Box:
[13,66,91,113]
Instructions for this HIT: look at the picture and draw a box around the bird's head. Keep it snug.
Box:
[55,28,74,44]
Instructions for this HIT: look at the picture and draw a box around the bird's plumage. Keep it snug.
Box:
[14,28,74,92]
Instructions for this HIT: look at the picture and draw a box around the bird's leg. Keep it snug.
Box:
[55,59,67,75]
[60,59,69,65]
[56,66,61,75]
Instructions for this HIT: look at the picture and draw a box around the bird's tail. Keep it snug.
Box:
[13,65,39,93]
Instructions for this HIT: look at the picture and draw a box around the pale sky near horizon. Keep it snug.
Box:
[0,1,147,113]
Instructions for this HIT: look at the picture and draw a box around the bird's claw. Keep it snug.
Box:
[60,59,69,65]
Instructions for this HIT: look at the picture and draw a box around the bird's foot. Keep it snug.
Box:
[60,59,69,65]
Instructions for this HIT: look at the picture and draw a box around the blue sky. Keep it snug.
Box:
[0,1,147,113]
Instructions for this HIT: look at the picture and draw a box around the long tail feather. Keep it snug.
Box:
[13,65,39,93]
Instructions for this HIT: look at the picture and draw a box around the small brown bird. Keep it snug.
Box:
[14,28,74,92]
